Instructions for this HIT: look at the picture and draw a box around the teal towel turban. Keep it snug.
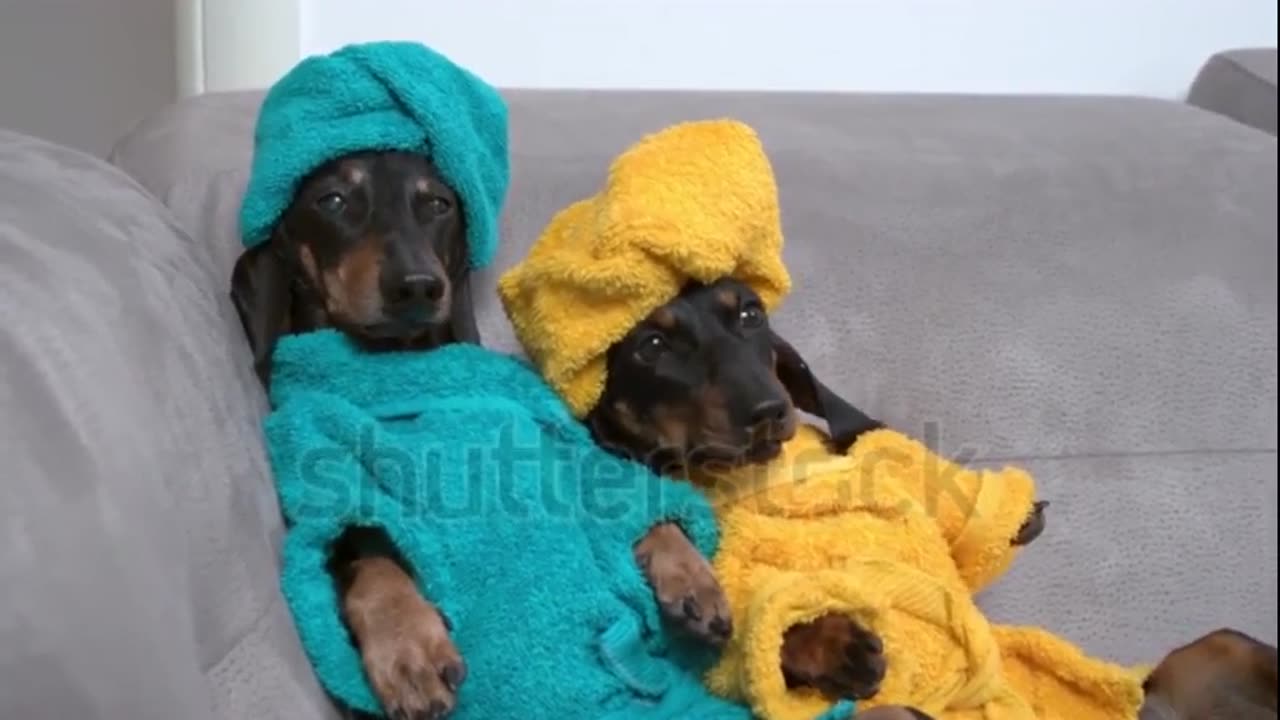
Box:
[238,41,509,269]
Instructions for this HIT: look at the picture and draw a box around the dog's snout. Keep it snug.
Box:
[394,273,446,303]
[383,269,449,325]
[381,235,449,317]
[750,399,788,427]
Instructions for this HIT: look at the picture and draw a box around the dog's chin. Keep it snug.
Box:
[739,417,797,465]
[687,437,785,470]
[344,315,448,346]
[745,439,785,464]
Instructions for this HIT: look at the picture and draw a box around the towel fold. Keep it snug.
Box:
[239,40,509,268]
[991,625,1149,720]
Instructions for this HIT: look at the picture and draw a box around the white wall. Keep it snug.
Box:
[176,0,302,97]
[294,0,1277,98]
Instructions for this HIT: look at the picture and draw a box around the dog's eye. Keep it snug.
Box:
[421,196,452,215]
[739,303,766,329]
[634,333,669,364]
[316,193,346,214]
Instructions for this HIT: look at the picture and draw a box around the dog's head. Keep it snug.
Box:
[230,150,479,385]
[588,277,881,473]
[1139,628,1278,719]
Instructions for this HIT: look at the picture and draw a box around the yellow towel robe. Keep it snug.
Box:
[691,425,1147,720]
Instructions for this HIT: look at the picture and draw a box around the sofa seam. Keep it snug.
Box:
[201,587,283,676]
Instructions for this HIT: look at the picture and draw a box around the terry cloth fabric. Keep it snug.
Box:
[497,118,791,418]
[262,330,753,720]
[692,425,1145,720]
[239,40,508,268]
[497,119,1148,720]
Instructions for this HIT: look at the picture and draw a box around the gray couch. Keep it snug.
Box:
[3,82,1276,719]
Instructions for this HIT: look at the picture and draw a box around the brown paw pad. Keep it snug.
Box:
[659,590,733,646]
[360,608,465,719]
[783,614,886,701]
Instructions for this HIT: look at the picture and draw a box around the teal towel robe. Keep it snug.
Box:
[265,330,754,720]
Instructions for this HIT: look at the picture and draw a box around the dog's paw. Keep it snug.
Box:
[358,598,466,720]
[1012,500,1049,546]
[635,522,733,647]
[782,613,886,701]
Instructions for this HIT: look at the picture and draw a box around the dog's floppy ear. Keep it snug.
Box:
[770,330,883,450]
[446,271,481,345]
[230,239,292,388]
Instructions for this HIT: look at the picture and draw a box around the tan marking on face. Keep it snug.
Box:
[609,400,652,442]
[415,177,431,194]
[652,403,692,453]
[716,288,738,311]
[299,245,320,285]
[323,235,384,322]
[341,164,366,185]
[648,307,677,331]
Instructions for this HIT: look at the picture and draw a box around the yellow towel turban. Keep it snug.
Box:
[498,119,792,418]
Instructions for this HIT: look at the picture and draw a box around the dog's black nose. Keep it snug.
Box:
[391,273,445,304]
[749,399,788,427]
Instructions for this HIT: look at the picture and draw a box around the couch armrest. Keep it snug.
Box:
[1187,47,1278,135]
[0,129,339,720]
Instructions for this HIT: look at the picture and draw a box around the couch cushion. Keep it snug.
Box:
[110,89,1278,668]
[0,127,342,720]
[1187,47,1278,135]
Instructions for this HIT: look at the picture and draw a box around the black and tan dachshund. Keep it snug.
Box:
[586,276,1276,720]
[585,277,925,708]
[231,150,472,718]
[230,150,732,719]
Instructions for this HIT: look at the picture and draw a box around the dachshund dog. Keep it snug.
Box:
[230,150,732,719]
[1139,628,1277,719]
[585,276,1275,718]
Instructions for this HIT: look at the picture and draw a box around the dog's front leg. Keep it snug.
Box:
[781,613,886,701]
[634,522,734,646]
[334,528,465,719]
